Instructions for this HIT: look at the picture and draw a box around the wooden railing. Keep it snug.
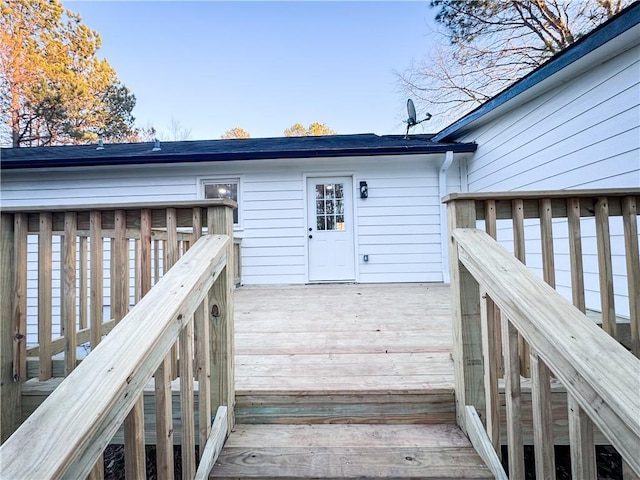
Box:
[445,189,640,479]
[0,200,237,478]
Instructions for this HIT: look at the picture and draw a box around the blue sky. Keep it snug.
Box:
[66,1,441,140]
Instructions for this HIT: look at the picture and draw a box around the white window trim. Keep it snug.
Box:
[198,176,243,230]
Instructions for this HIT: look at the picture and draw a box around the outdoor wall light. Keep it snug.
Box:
[360,181,368,199]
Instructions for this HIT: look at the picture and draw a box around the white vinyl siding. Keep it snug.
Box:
[451,43,640,318]
[1,153,451,291]
[459,44,639,192]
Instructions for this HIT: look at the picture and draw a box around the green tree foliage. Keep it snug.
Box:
[0,0,136,147]
[221,127,251,139]
[399,0,632,126]
[284,122,336,137]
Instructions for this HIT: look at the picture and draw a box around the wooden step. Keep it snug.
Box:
[210,424,493,479]
[235,390,456,425]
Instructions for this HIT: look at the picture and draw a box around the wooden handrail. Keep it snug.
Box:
[0,234,229,478]
[454,228,640,473]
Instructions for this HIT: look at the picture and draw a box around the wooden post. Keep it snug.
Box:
[447,198,484,432]
[208,204,236,434]
[1,213,21,443]
[13,214,27,385]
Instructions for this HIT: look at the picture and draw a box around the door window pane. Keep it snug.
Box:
[314,182,345,232]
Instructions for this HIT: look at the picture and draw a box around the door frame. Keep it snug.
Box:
[303,172,359,283]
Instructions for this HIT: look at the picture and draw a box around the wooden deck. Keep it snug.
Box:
[233,283,456,425]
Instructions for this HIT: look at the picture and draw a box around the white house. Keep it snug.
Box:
[1,135,476,285]
[1,2,638,296]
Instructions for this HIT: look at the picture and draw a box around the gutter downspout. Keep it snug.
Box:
[439,151,454,284]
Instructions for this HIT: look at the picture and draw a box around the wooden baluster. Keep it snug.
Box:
[480,290,500,458]
[193,208,212,456]
[502,315,524,479]
[79,236,88,330]
[62,212,77,376]
[484,199,503,378]
[530,352,556,480]
[154,238,160,285]
[567,198,586,313]
[155,356,174,479]
[90,211,103,350]
[595,196,616,338]
[482,199,501,457]
[568,394,596,479]
[114,210,146,478]
[447,199,484,432]
[113,211,127,322]
[208,205,236,434]
[88,211,104,480]
[1,213,20,442]
[13,214,28,384]
[512,199,530,377]
[167,208,179,380]
[141,209,152,298]
[148,209,175,478]
[134,238,142,304]
[622,196,639,358]
[180,318,196,477]
[539,199,556,288]
[38,212,53,380]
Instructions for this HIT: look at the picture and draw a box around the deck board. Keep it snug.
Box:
[210,424,493,479]
[234,283,454,395]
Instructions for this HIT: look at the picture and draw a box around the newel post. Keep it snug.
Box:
[207,201,236,434]
[1,213,20,443]
[446,197,485,432]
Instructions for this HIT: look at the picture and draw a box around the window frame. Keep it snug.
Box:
[198,176,242,230]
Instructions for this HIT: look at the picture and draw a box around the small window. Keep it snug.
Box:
[203,179,239,225]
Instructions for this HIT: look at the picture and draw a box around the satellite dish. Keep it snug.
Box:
[407,99,417,126]
[405,99,432,138]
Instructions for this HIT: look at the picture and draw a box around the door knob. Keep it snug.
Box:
[309,234,313,239]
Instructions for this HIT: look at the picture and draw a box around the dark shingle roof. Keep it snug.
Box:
[0,134,476,169]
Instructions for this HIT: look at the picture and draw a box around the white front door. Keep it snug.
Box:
[307,176,355,282]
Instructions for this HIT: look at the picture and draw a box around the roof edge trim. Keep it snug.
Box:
[1,143,477,170]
